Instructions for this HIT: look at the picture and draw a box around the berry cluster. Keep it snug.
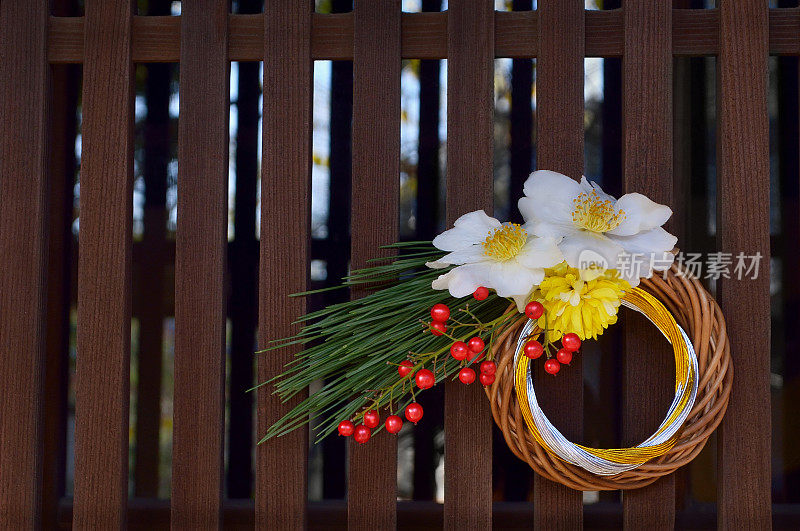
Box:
[337,402,424,444]
[521,300,582,375]
[336,288,510,445]
[335,291,585,444]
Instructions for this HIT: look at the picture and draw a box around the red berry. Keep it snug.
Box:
[524,340,544,359]
[363,410,380,429]
[353,424,371,444]
[556,348,573,365]
[431,303,450,322]
[525,301,544,320]
[458,367,476,385]
[479,372,495,386]
[338,420,355,437]
[415,368,435,389]
[544,359,560,375]
[467,336,485,353]
[480,360,496,375]
[385,415,403,434]
[469,353,485,364]
[450,341,469,361]
[405,402,424,424]
[398,360,414,378]
[430,321,446,336]
[473,286,489,300]
[562,333,581,352]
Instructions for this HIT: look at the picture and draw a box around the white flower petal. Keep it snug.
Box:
[431,210,501,251]
[515,236,564,269]
[518,196,538,224]
[487,261,544,297]
[618,267,642,287]
[520,170,583,224]
[431,228,476,252]
[607,227,677,281]
[437,245,486,265]
[522,218,576,240]
[431,263,491,298]
[606,226,677,256]
[581,176,616,204]
[426,260,450,269]
[608,193,672,236]
[431,270,454,290]
[559,231,624,270]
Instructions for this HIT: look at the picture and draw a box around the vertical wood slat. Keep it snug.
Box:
[509,0,534,227]
[42,57,79,528]
[227,0,262,499]
[135,0,173,496]
[534,0,584,527]
[347,1,401,527]
[228,43,260,507]
[257,1,313,528]
[717,0,771,527]
[73,0,134,527]
[346,0,401,527]
[444,1,494,529]
[621,2,675,529]
[171,0,229,527]
[0,0,51,527]
[321,0,354,501]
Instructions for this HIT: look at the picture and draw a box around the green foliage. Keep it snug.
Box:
[258,242,516,443]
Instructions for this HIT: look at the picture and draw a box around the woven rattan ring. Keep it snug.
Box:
[484,263,733,491]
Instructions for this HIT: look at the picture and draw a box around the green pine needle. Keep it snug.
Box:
[256,242,517,443]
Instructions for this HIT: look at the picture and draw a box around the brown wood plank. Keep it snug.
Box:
[673,8,718,56]
[134,58,170,497]
[403,11,447,59]
[49,8,800,63]
[533,0,585,528]
[495,10,538,58]
[227,0,262,500]
[171,0,229,527]
[135,1,173,498]
[621,2,675,529]
[585,9,623,58]
[444,1,494,529]
[49,15,85,62]
[52,497,800,528]
[770,7,800,55]
[0,0,51,527]
[347,1,402,529]
[310,12,353,60]
[73,0,134,527]
[256,1,313,529]
[717,0,772,528]
[42,57,79,529]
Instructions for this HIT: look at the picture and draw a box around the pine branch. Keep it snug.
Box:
[257,242,517,443]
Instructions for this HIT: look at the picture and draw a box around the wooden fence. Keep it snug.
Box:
[0,0,785,528]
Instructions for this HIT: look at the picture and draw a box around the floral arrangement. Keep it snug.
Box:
[260,170,679,446]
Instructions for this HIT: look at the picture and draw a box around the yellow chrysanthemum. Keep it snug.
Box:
[532,262,630,342]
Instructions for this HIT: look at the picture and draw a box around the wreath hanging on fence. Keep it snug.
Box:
[259,170,732,490]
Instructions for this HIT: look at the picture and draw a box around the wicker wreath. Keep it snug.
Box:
[484,263,733,490]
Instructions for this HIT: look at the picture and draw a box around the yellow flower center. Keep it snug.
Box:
[482,223,527,261]
[571,190,626,233]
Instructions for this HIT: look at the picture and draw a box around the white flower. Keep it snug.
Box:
[518,170,677,286]
[426,210,563,303]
